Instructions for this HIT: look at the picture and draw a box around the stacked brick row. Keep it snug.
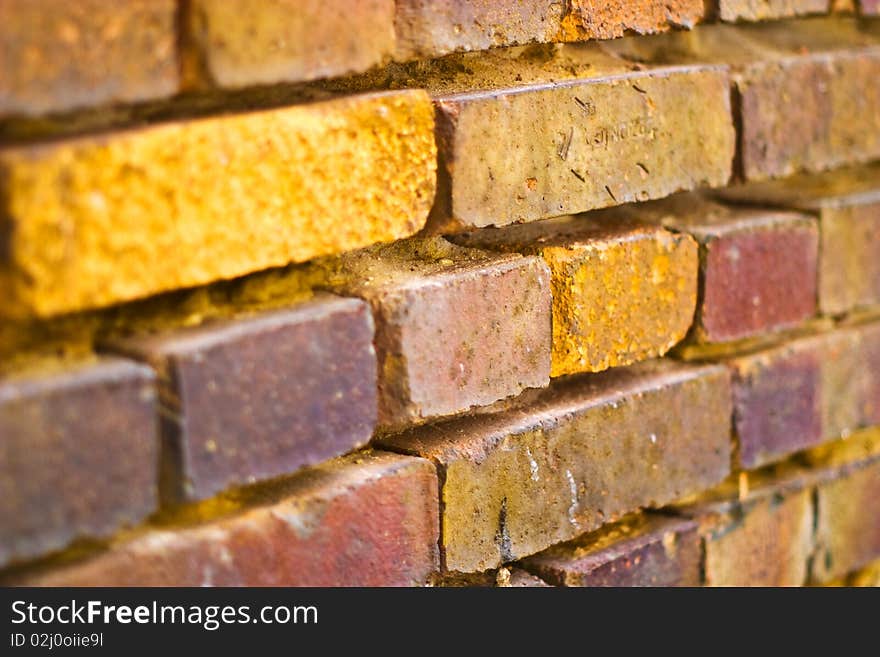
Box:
[1,3,879,586]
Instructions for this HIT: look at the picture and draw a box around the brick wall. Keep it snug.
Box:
[1,2,878,587]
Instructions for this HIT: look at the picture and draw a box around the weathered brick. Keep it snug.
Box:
[0,91,436,319]
[379,360,731,573]
[605,19,880,180]
[104,295,378,503]
[454,215,697,377]
[500,568,551,587]
[716,165,880,316]
[397,43,734,231]
[6,452,439,586]
[635,193,818,343]
[0,357,158,566]
[393,0,704,60]
[716,0,829,21]
[317,238,551,429]
[727,322,880,468]
[813,460,880,582]
[0,0,177,118]
[522,514,701,587]
[687,484,815,587]
[183,0,394,88]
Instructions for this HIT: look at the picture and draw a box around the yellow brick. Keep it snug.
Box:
[0,91,437,318]
[454,214,697,376]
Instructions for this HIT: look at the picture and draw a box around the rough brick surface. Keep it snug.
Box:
[727,322,880,469]
[0,0,177,118]
[105,295,378,503]
[636,194,818,343]
[319,238,551,428]
[184,0,394,88]
[605,20,880,180]
[717,0,829,21]
[6,452,439,587]
[813,460,880,582]
[455,215,697,376]
[522,515,701,586]
[419,47,733,231]
[0,358,158,566]
[0,91,436,319]
[716,165,880,316]
[555,0,704,41]
[380,361,731,573]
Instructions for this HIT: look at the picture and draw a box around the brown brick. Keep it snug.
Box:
[318,238,551,429]
[522,514,701,587]
[184,0,394,88]
[400,43,733,231]
[691,485,814,587]
[0,358,158,566]
[635,193,818,343]
[0,0,177,118]
[813,460,880,582]
[727,322,880,469]
[716,0,829,21]
[0,91,437,319]
[379,361,731,573]
[394,0,704,60]
[604,19,880,181]
[716,165,880,316]
[454,215,698,377]
[7,452,439,586]
[104,295,377,503]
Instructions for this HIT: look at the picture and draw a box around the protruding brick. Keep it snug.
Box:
[716,0,829,21]
[6,452,439,587]
[393,0,704,61]
[105,295,378,502]
[183,0,394,88]
[0,91,437,318]
[0,0,177,118]
[379,361,731,573]
[522,515,701,587]
[318,238,551,429]
[399,44,734,231]
[605,19,880,181]
[727,322,880,469]
[455,215,697,376]
[635,193,818,343]
[813,460,880,582]
[0,358,158,566]
[716,165,880,316]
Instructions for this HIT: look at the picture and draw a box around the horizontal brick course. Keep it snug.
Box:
[0,0,178,118]
[6,451,439,587]
[104,294,378,503]
[0,358,158,567]
[0,91,436,318]
[522,514,701,587]
[716,165,880,316]
[317,238,551,429]
[454,215,698,376]
[379,360,731,573]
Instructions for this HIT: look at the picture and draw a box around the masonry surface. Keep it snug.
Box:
[0,4,878,588]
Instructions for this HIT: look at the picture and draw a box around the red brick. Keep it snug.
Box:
[859,0,880,14]
[317,238,551,429]
[813,459,880,582]
[0,358,158,566]
[0,0,177,117]
[522,514,701,587]
[183,0,394,88]
[716,165,880,316]
[636,194,818,343]
[104,295,377,502]
[727,322,880,468]
[379,360,731,573]
[6,452,439,587]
